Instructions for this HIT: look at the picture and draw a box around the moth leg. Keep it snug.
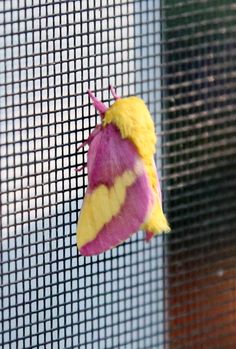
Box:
[77,140,88,152]
[76,125,102,171]
[75,164,87,173]
[77,125,102,152]
[144,231,154,242]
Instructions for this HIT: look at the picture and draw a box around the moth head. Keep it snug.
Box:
[87,85,120,118]
[87,85,148,125]
[88,87,156,157]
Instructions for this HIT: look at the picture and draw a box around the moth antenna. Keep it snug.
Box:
[109,84,120,100]
[88,89,108,116]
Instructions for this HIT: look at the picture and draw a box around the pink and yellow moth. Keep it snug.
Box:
[76,86,170,256]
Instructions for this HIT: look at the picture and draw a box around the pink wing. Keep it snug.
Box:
[77,124,153,256]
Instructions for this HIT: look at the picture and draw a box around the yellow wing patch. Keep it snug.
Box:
[77,166,138,249]
[103,97,159,191]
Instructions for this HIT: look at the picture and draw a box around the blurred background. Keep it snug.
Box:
[1,0,236,348]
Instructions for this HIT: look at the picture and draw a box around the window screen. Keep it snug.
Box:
[1,1,236,348]
[165,1,236,348]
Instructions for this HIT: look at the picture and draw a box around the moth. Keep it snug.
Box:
[76,86,170,256]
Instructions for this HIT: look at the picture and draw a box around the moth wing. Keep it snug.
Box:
[76,124,152,256]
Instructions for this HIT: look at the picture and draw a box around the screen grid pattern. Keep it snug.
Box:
[1,1,236,348]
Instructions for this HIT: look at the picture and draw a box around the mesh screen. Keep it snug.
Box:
[1,0,236,348]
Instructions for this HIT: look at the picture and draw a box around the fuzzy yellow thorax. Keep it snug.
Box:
[103,96,170,234]
[103,97,157,189]
[103,97,156,159]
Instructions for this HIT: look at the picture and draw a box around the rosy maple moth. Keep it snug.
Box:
[76,86,170,256]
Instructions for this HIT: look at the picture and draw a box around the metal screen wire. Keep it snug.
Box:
[1,1,236,348]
